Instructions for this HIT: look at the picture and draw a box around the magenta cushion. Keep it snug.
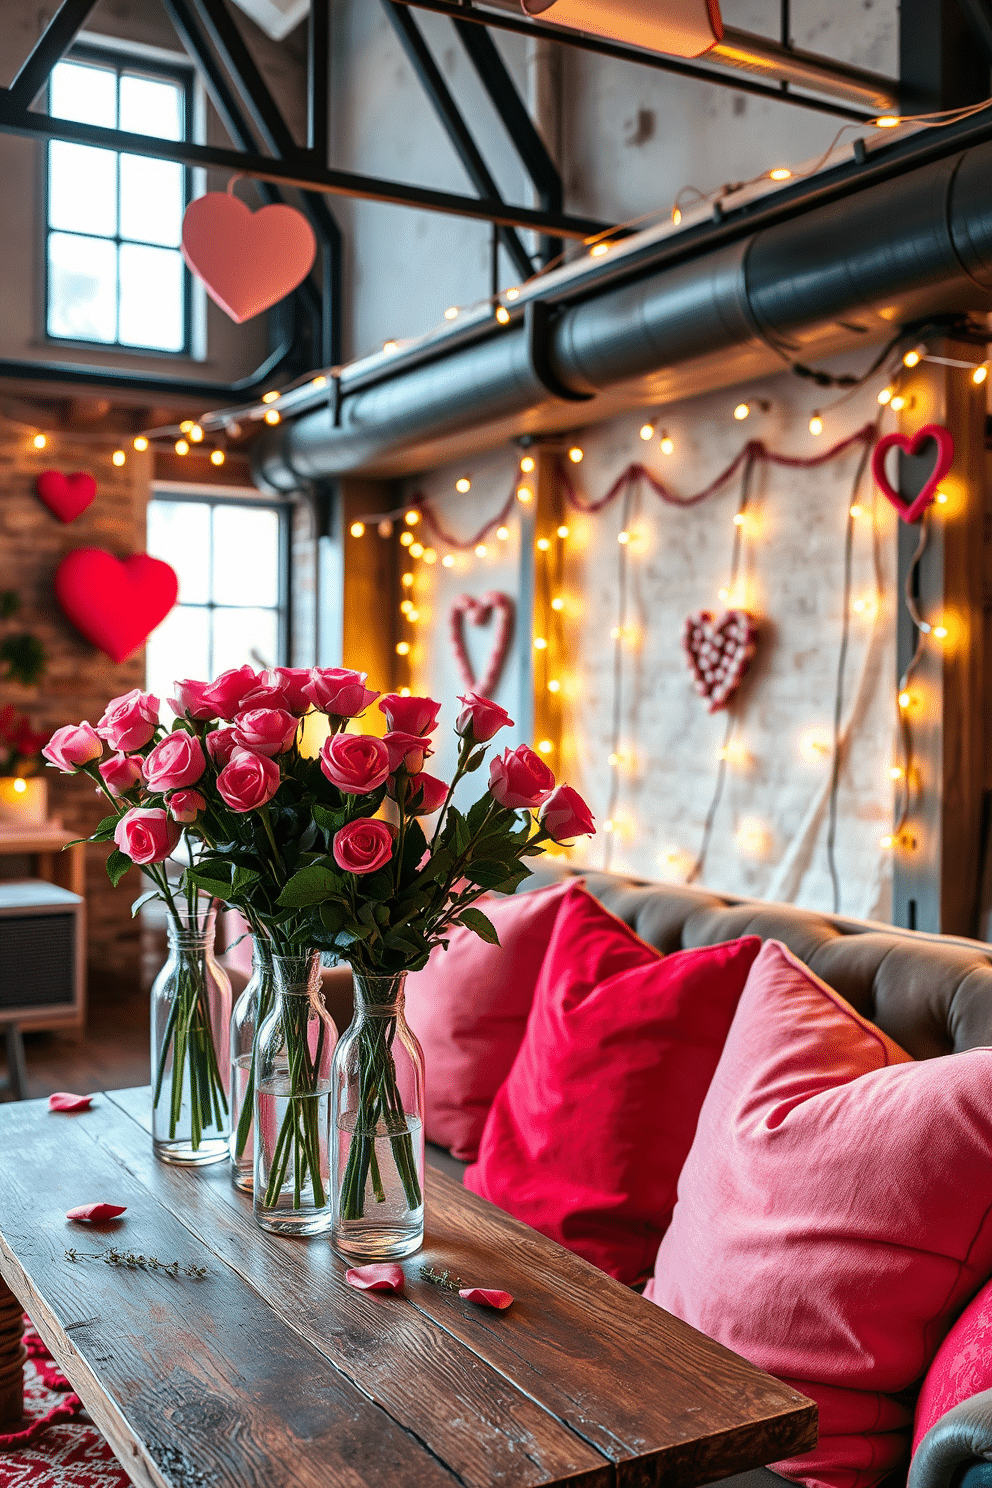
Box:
[913,1277,992,1455]
[404,880,573,1161]
[465,883,762,1283]
[647,939,992,1488]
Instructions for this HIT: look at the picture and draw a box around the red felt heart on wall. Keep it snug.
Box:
[683,609,758,713]
[181,192,317,324]
[54,549,178,664]
[450,592,515,698]
[871,424,954,523]
[36,471,96,524]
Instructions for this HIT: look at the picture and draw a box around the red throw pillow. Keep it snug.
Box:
[404,880,573,1161]
[912,1277,992,1455]
[647,939,992,1488]
[464,883,762,1283]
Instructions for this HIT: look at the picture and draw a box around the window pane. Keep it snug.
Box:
[47,233,116,342]
[119,155,183,246]
[212,506,281,607]
[50,60,116,127]
[147,501,210,605]
[212,608,279,678]
[119,74,183,141]
[48,142,117,236]
[146,605,210,710]
[118,243,184,351]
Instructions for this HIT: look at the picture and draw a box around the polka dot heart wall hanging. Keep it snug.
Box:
[181,185,317,324]
[450,592,515,698]
[871,424,954,523]
[54,549,179,664]
[683,609,759,713]
[35,471,96,524]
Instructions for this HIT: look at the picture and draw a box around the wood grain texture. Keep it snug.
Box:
[0,1273,25,1423]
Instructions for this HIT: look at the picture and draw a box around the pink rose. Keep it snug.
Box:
[114,806,181,865]
[206,726,239,768]
[200,665,262,721]
[241,668,313,715]
[167,789,206,824]
[456,693,514,743]
[383,731,434,775]
[216,747,280,812]
[488,744,555,810]
[392,770,448,815]
[96,688,159,751]
[99,752,142,796]
[332,818,394,875]
[232,708,298,759]
[171,679,216,721]
[378,694,441,737]
[43,722,103,772]
[320,733,390,794]
[142,732,206,793]
[303,667,379,717]
[539,784,595,843]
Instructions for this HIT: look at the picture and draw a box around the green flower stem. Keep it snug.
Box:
[337,1009,422,1222]
[261,990,328,1211]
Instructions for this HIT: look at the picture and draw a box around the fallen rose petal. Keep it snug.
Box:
[49,1092,93,1113]
[458,1287,514,1309]
[345,1264,405,1293]
[66,1203,127,1222]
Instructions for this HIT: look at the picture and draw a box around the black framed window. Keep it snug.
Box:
[145,494,290,703]
[46,48,193,354]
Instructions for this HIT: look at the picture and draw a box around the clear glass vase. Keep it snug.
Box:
[253,952,338,1235]
[229,935,275,1192]
[331,972,426,1262]
[151,906,231,1166]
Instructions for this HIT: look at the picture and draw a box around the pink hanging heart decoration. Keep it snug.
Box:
[54,549,179,664]
[683,609,758,713]
[49,1092,93,1113]
[345,1264,406,1293]
[66,1203,126,1223]
[35,471,96,524]
[181,192,317,324]
[449,592,515,698]
[871,424,954,523]
[458,1287,514,1309]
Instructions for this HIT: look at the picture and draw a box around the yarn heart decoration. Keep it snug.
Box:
[35,471,96,524]
[54,549,179,664]
[450,591,515,697]
[181,192,317,324]
[683,609,758,713]
[871,424,954,523]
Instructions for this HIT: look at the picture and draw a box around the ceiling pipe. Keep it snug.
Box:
[253,140,992,490]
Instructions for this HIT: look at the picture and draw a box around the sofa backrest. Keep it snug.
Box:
[526,865,992,1060]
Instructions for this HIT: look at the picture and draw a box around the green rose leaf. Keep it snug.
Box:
[277,865,342,908]
[105,848,132,888]
[458,906,500,946]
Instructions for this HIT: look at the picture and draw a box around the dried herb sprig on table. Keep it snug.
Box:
[420,1264,468,1292]
[65,1248,207,1277]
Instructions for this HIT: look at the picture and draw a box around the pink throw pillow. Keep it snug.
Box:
[912,1277,992,1455]
[465,883,762,1283]
[404,880,573,1161]
[647,939,992,1488]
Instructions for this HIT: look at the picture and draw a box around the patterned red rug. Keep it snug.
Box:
[0,1319,129,1487]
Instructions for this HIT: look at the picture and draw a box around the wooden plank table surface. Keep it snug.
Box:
[0,1087,816,1488]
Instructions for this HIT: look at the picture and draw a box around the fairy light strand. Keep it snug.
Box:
[602,480,638,872]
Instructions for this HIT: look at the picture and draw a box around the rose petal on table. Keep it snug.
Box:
[345,1264,405,1293]
[458,1287,514,1309]
[49,1092,93,1113]
[65,1203,126,1222]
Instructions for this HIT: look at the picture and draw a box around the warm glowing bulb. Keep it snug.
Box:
[441,555,454,567]
[875,115,901,127]
[423,548,437,564]
[180,420,194,433]
[312,375,327,388]
[671,207,682,225]
[475,544,487,558]
[718,587,730,602]
[769,167,792,181]
[607,751,622,767]
[133,435,149,452]
[350,522,365,538]
[517,485,533,503]
[880,834,895,849]
[401,572,414,587]
[383,340,399,353]
[407,608,419,622]
[660,435,674,455]
[506,287,520,301]
[401,600,413,615]
[399,686,411,697]
[533,636,547,650]
[640,423,654,441]
[973,365,988,385]
[536,537,550,551]
[495,305,510,325]
[809,414,824,436]
[409,542,424,558]
[903,349,921,368]
[878,387,893,405]
[496,526,509,541]
[405,509,420,525]
[898,690,911,709]
[537,739,553,754]
[610,626,622,640]
[889,394,906,412]
[932,625,948,639]
[175,439,189,455]
[889,766,904,780]
[264,409,281,424]
[557,524,569,539]
[400,531,414,547]
[733,513,746,527]
[734,403,750,421]
[548,679,561,693]
[211,449,225,466]
[13,777,26,794]
[112,449,126,467]
[520,455,535,473]
[262,391,280,404]
[850,504,864,518]
[852,598,867,614]
[603,819,615,833]
[444,306,459,320]
[456,477,471,493]
[551,597,564,611]
[32,433,47,450]
[190,424,204,442]
[568,447,583,464]
[618,530,630,545]
[396,641,411,656]
[590,242,610,257]
[936,490,948,504]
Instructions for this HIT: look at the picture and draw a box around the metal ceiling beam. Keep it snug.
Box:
[8,0,101,109]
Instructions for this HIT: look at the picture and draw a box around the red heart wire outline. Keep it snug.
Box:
[871,424,955,524]
[449,592,515,698]
[683,609,759,714]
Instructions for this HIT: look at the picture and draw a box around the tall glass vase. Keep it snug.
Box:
[229,935,275,1192]
[253,952,337,1235]
[331,972,425,1262]
[151,906,231,1165]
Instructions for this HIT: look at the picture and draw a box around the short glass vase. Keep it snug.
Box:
[331,971,426,1262]
[253,951,338,1235]
[151,906,231,1166]
[229,935,275,1192]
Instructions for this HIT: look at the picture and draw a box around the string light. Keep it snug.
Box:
[190,424,204,442]
[610,625,622,640]
[769,167,792,181]
[809,413,824,436]
[557,524,569,539]
[405,510,420,525]
[12,778,26,794]
[475,543,487,558]
[350,522,365,538]
[312,375,328,388]
[399,686,411,697]
[936,490,949,504]
[607,751,623,768]
[409,542,424,558]
[602,819,615,833]
[396,641,411,656]
[537,739,554,753]
[567,447,583,464]
[211,449,225,466]
[547,679,561,693]
[639,422,654,441]
[536,537,550,551]
[519,455,535,473]
[408,608,420,622]
[533,636,548,650]
[400,600,414,615]
[400,531,414,547]
[903,345,925,368]
[401,572,414,587]
[875,115,901,127]
[455,477,471,493]
[444,306,459,320]
[175,439,189,455]
[423,548,437,564]
[112,449,126,467]
[660,433,674,455]
[973,365,988,385]
[383,340,399,353]
[617,530,630,545]
[133,435,148,452]
[517,485,533,503]
[734,403,750,421]
[441,555,454,567]
[889,766,904,781]
[671,207,682,225]
[551,596,564,611]
[378,519,394,538]
[495,306,510,325]
[496,526,510,541]
[506,287,520,301]
[898,690,912,709]
[262,391,280,404]
[877,386,894,405]
[889,394,907,412]
[733,512,746,526]
[590,243,610,257]
[32,434,47,450]
[264,409,281,425]
[932,624,948,639]
[180,420,194,433]
[850,503,864,518]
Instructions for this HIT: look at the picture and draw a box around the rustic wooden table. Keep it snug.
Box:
[0,1087,816,1488]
